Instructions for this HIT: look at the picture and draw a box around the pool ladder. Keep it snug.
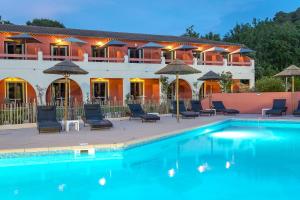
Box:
[74,143,95,156]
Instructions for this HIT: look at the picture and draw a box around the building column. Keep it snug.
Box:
[123,78,130,105]
[250,59,255,88]
[78,78,91,103]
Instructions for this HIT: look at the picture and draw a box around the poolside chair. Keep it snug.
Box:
[265,99,287,116]
[37,105,62,133]
[190,100,215,116]
[172,101,199,118]
[212,101,240,115]
[128,104,160,122]
[83,104,113,130]
[293,101,300,116]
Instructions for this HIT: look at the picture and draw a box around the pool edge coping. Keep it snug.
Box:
[1,117,300,155]
[0,119,231,155]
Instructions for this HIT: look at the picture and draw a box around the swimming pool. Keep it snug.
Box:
[1,119,300,200]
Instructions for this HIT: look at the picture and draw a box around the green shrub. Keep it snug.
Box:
[255,77,285,92]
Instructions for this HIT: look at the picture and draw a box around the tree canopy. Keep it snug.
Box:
[182,25,221,41]
[26,18,65,28]
[182,8,300,79]
[0,16,13,25]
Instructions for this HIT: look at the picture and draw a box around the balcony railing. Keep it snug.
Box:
[128,58,161,64]
[0,53,38,60]
[228,61,251,66]
[0,51,254,67]
[88,57,124,63]
[43,55,83,61]
[198,60,224,65]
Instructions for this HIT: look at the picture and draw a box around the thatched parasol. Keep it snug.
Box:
[155,59,201,122]
[43,60,88,129]
[274,65,300,110]
[198,71,222,108]
[274,65,300,91]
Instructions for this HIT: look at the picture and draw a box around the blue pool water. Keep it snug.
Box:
[1,119,300,200]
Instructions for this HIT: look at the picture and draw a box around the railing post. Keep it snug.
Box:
[124,55,129,63]
[161,56,165,65]
[83,53,89,63]
[251,59,255,68]
[223,58,227,67]
[193,58,197,67]
[38,51,43,62]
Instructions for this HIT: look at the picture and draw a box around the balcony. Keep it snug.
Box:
[0,53,38,60]
[0,51,254,68]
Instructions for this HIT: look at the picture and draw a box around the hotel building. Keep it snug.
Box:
[0,24,255,105]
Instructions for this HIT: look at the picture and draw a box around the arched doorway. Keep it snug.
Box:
[0,77,36,104]
[45,78,83,105]
[199,81,221,98]
[168,79,192,100]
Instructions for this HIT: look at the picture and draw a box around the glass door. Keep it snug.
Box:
[51,45,69,60]
[51,82,66,105]
[93,81,108,102]
[130,81,144,100]
[6,82,25,104]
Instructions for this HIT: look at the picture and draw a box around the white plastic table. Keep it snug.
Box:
[64,120,80,132]
[261,108,271,117]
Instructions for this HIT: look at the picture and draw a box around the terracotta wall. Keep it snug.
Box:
[144,79,160,102]
[108,78,123,101]
[90,78,123,102]
[0,79,36,104]
[0,79,5,103]
[176,50,193,61]
[27,83,37,103]
[70,80,83,103]
[201,92,300,114]
[143,48,161,60]
[179,80,192,99]
[204,52,224,62]
[0,33,242,60]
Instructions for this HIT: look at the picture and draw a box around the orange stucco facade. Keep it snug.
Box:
[202,92,300,114]
[0,32,248,63]
[0,78,36,104]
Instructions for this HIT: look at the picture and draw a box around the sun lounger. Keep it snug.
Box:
[37,105,62,133]
[83,104,113,130]
[293,101,300,116]
[212,101,240,115]
[128,103,160,122]
[190,100,215,116]
[266,99,287,116]
[172,101,199,118]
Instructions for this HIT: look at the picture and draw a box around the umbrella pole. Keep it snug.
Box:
[64,74,69,130]
[292,76,295,111]
[176,74,179,122]
[209,80,213,108]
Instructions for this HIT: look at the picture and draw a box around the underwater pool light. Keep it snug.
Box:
[225,161,231,169]
[99,178,106,186]
[168,168,175,178]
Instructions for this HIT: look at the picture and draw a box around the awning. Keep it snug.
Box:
[230,47,254,54]
[174,45,198,50]
[7,33,41,43]
[104,40,127,47]
[202,47,229,53]
[139,42,164,49]
[63,37,87,45]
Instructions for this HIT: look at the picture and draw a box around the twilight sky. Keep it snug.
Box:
[0,0,299,36]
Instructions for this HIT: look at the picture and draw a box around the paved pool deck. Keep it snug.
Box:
[0,114,299,153]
